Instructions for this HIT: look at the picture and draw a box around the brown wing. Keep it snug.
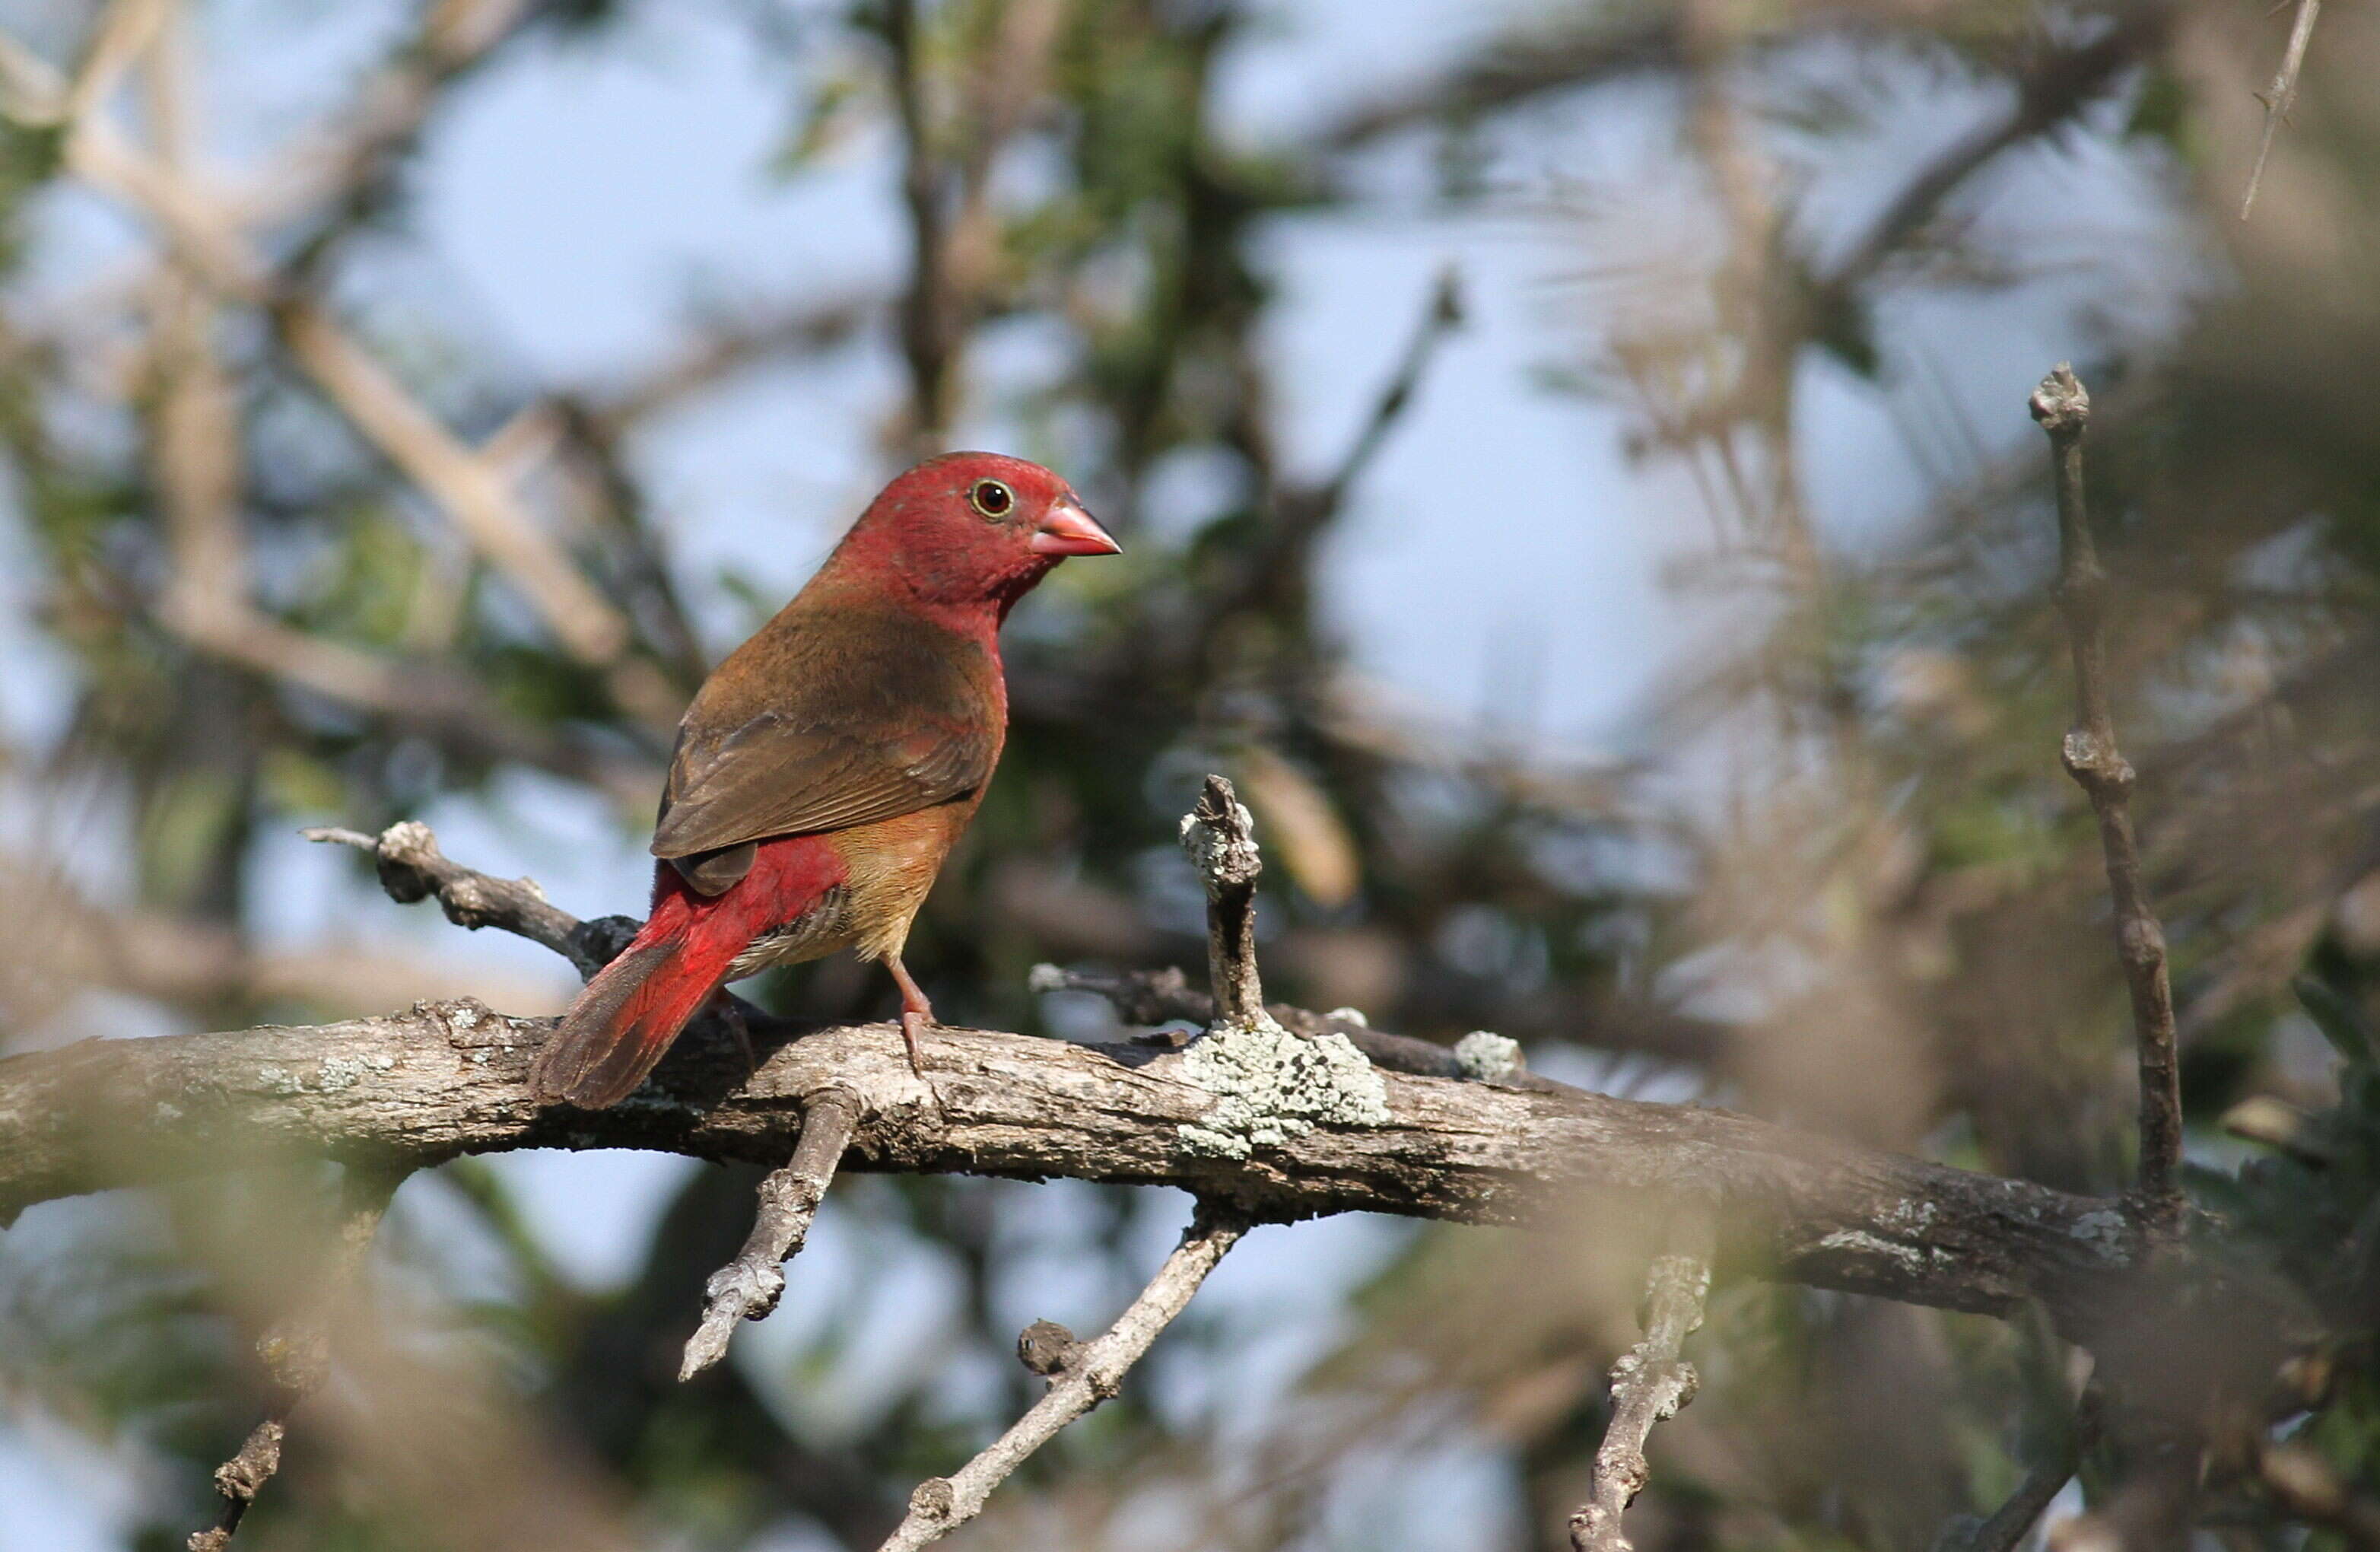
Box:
[651,603,1001,863]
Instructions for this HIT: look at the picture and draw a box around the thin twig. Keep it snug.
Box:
[1309,267,1463,512]
[1201,272,1465,631]
[1943,1442,2080,1552]
[1817,17,2156,305]
[187,1162,405,1551]
[875,1209,1248,1552]
[2029,364,2185,1233]
[304,822,596,975]
[678,1089,864,1381]
[2241,0,2322,221]
[309,820,777,1039]
[1568,1207,1717,1552]
[1180,774,1265,1024]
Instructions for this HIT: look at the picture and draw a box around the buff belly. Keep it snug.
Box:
[720,803,975,982]
[726,886,856,979]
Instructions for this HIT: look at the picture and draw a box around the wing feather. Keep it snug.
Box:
[651,605,999,860]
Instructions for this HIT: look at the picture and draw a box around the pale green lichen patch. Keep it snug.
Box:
[2068,1207,2129,1261]
[1453,1031,1523,1081]
[254,1052,399,1096]
[314,1052,398,1092]
[1815,1227,1937,1277]
[1176,1012,1390,1159]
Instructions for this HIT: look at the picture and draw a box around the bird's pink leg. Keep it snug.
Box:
[884,953,934,1073]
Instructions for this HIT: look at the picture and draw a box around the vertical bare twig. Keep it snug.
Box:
[678,1089,865,1381]
[875,1208,1248,1552]
[884,0,957,454]
[2029,364,2185,1233]
[869,774,1266,1544]
[2241,0,2322,221]
[1568,1207,1717,1552]
[187,1162,405,1551]
[1181,774,1265,1024]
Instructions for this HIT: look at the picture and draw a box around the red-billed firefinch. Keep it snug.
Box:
[527,453,1119,1108]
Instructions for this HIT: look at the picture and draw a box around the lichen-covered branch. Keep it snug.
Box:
[874,1209,1247,1552]
[678,1088,863,1382]
[3,798,2149,1350]
[1171,774,1390,1159]
[0,987,2140,1331]
[1568,1208,1716,1552]
[2029,364,2185,1232]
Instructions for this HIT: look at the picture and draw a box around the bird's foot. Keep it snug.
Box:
[885,952,934,1077]
[899,1006,932,1075]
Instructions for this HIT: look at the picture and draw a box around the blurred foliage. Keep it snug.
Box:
[5,0,2380,1547]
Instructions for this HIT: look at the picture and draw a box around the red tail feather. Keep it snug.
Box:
[527,838,845,1108]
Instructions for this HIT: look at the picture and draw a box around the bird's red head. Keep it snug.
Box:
[826,452,1119,620]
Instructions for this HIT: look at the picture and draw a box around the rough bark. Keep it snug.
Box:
[1570,1208,1717,1551]
[0,995,2137,1332]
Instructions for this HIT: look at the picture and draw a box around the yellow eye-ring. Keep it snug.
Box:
[969,479,1015,518]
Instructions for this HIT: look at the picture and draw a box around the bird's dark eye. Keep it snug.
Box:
[968,479,1014,519]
